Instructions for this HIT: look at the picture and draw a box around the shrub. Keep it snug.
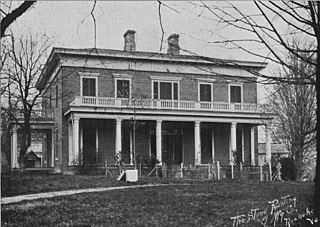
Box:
[279,157,296,181]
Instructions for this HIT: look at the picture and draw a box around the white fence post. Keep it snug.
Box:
[181,163,184,178]
[217,161,220,181]
[260,164,263,182]
[268,161,272,181]
[231,163,234,180]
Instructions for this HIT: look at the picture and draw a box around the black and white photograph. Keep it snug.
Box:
[1,1,319,226]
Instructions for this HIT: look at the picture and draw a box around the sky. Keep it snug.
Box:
[7,1,274,102]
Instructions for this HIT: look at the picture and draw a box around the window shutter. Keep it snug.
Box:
[173,83,178,100]
[153,82,158,99]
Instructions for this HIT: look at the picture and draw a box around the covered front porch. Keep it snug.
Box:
[10,120,54,170]
[67,113,273,178]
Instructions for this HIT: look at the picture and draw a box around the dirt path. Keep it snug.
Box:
[1,183,189,205]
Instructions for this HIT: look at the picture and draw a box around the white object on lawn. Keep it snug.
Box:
[126,169,138,182]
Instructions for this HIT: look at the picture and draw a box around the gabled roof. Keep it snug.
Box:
[36,47,268,90]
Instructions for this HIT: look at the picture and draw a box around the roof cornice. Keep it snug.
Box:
[36,47,268,91]
[50,47,268,68]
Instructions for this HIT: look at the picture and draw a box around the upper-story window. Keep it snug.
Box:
[150,75,182,100]
[199,83,212,102]
[229,84,242,103]
[114,74,133,99]
[116,79,130,98]
[153,81,179,100]
[82,78,96,96]
[79,72,100,97]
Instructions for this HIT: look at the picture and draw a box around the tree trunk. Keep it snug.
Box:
[18,119,32,172]
[294,141,305,181]
[314,26,320,218]
[315,79,320,218]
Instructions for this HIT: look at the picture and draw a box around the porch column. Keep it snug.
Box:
[212,127,215,161]
[156,120,162,164]
[194,121,201,165]
[73,117,80,164]
[11,125,18,168]
[265,124,272,163]
[68,121,73,165]
[230,122,237,165]
[250,126,255,166]
[115,118,122,154]
[130,130,133,165]
[80,123,83,164]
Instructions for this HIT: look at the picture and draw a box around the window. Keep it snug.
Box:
[230,85,242,103]
[82,77,96,97]
[116,79,130,98]
[153,81,179,100]
[199,83,212,102]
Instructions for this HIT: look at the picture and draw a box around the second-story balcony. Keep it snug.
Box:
[70,96,268,113]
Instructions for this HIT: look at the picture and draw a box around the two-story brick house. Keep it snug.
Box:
[33,30,273,174]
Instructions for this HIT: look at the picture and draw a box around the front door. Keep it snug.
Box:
[201,127,212,164]
[83,124,96,164]
[162,135,182,165]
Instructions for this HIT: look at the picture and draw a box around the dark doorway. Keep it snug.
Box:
[201,127,212,164]
[151,134,156,157]
[162,135,182,165]
[83,123,96,164]
[46,132,52,167]
[122,125,131,164]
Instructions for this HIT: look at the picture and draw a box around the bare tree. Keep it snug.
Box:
[268,51,316,180]
[123,87,149,169]
[1,32,51,171]
[169,1,320,217]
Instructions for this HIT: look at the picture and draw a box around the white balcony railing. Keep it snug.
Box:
[70,96,265,113]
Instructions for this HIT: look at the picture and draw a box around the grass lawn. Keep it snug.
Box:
[1,172,180,197]
[1,176,315,227]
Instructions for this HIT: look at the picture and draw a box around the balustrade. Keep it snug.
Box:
[70,96,263,113]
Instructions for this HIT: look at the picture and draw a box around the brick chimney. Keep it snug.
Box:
[167,34,179,55]
[124,30,136,52]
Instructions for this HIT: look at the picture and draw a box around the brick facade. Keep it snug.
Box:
[34,32,272,174]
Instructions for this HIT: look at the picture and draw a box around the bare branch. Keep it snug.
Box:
[157,1,165,51]
[0,1,36,38]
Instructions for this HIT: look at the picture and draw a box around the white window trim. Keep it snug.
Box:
[151,80,180,100]
[115,78,132,98]
[198,82,213,102]
[113,73,133,79]
[196,78,216,83]
[228,84,243,103]
[80,73,99,97]
[150,75,182,81]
